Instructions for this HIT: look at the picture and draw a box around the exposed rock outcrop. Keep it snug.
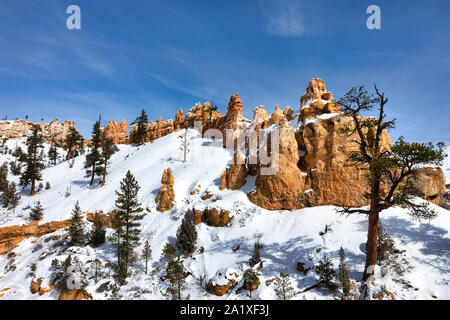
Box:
[410,167,446,205]
[155,168,175,212]
[174,109,185,130]
[102,120,128,144]
[0,219,72,255]
[193,208,233,227]
[207,269,240,296]
[249,117,305,210]
[0,119,81,145]
[220,149,248,191]
[213,94,251,146]
[185,102,222,128]
[297,114,391,207]
[298,78,341,122]
[58,288,92,300]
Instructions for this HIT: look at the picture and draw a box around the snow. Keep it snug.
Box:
[0,129,449,300]
[443,146,450,183]
[304,113,341,126]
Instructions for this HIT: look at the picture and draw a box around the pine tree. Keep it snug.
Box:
[93,258,101,283]
[30,201,44,220]
[316,256,337,292]
[89,212,106,247]
[142,240,152,274]
[99,131,119,185]
[162,243,178,264]
[64,126,84,160]
[338,247,351,296]
[131,109,148,145]
[109,210,126,283]
[9,161,22,176]
[84,118,102,186]
[274,272,296,300]
[48,138,59,166]
[337,85,445,283]
[249,242,261,267]
[20,125,45,195]
[66,201,85,246]
[13,146,27,162]
[176,212,197,256]
[166,254,188,299]
[1,182,21,209]
[0,163,8,192]
[110,170,144,284]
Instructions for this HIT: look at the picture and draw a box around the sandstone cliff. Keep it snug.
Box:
[0,119,81,145]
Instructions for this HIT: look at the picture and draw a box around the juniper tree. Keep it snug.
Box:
[89,212,106,247]
[336,85,446,283]
[110,170,144,283]
[20,125,45,195]
[176,212,197,256]
[132,109,148,145]
[243,269,260,298]
[48,138,59,166]
[249,242,262,267]
[142,240,152,274]
[64,126,84,160]
[274,272,296,300]
[30,201,44,220]
[84,118,102,186]
[99,132,119,185]
[66,201,85,246]
[338,247,351,296]
[1,182,20,209]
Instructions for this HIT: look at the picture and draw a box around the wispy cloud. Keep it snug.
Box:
[258,0,305,37]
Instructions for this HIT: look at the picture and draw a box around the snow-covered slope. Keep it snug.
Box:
[0,130,449,300]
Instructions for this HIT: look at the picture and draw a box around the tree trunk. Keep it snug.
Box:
[90,161,96,186]
[102,162,106,185]
[30,148,37,195]
[30,179,35,195]
[363,210,379,281]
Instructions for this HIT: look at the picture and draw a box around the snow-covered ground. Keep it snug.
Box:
[0,131,449,300]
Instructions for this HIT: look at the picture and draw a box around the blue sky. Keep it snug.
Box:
[0,0,449,143]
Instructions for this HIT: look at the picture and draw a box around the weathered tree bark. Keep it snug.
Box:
[363,211,379,281]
